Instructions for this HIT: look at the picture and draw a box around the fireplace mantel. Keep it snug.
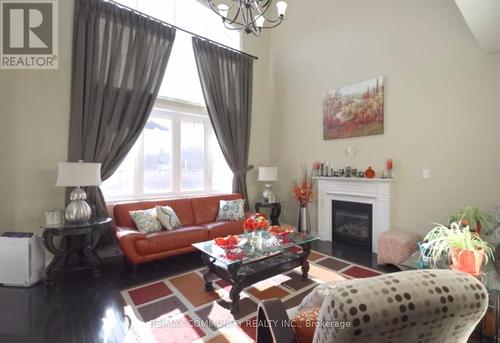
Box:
[314,177,393,253]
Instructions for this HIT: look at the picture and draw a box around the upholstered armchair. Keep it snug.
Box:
[257,269,488,343]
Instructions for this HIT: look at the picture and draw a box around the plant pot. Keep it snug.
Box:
[449,247,484,275]
[297,206,311,234]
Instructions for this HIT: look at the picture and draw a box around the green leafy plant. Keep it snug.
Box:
[449,206,494,234]
[423,221,494,267]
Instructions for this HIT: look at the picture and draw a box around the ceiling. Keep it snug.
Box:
[455,0,500,54]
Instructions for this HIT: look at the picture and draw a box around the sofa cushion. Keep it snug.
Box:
[216,199,245,221]
[156,206,182,231]
[204,221,244,239]
[191,194,243,224]
[114,198,195,228]
[129,208,163,234]
[134,226,208,256]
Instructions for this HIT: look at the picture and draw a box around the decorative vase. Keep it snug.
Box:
[364,166,375,179]
[297,205,311,234]
[249,230,264,251]
[449,247,484,275]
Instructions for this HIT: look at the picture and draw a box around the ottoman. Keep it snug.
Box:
[377,230,420,265]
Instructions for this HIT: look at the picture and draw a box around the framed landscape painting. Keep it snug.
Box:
[323,76,384,140]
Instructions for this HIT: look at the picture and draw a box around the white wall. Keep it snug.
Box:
[0,0,73,233]
[269,0,500,235]
[0,0,273,233]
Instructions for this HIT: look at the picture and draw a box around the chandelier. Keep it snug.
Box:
[208,0,288,35]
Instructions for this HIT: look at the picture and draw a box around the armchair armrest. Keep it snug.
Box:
[257,298,296,343]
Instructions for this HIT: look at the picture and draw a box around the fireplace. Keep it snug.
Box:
[331,200,372,248]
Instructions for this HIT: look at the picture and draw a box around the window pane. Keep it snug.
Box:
[143,116,172,193]
[181,120,205,191]
[160,31,205,104]
[210,135,233,193]
[101,143,138,199]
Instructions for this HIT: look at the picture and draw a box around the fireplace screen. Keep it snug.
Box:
[332,200,372,247]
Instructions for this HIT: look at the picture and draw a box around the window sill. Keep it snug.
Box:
[105,191,231,205]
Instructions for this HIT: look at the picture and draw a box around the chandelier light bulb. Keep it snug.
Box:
[276,1,287,17]
[217,3,230,18]
[255,15,265,28]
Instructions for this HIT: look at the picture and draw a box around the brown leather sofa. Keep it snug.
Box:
[113,193,249,266]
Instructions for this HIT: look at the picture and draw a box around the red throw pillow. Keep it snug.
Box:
[291,307,320,343]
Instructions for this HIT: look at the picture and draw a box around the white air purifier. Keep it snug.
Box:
[0,232,45,287]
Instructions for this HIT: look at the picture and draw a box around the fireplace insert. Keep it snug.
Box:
[332,200,372,248]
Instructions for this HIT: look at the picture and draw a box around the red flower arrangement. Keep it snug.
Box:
[293,172,314,207]
[243,214,270,233]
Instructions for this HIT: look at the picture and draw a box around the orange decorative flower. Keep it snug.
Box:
[243,214,270,232]
[293,173,314,207]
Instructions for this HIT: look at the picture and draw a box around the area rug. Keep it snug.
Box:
[117,251,383,343]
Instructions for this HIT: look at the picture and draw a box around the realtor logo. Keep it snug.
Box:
[1,0,58,69]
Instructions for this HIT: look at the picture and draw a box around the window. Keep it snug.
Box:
[115,0,240,104]
[102,0,237,201]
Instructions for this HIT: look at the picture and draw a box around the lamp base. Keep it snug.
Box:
[262,184,276,203]
[65,187,92,223]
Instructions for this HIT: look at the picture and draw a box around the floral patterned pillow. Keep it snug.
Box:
[216,199,245,221]
[156,206,181,231]
[129,208,162,234]
[291,307,320,343]
[298,280,348,312]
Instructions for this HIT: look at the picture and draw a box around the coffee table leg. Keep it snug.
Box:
[228,263,243,314]
[301,243,311,281]
[202,255,215,291]
[230,285,242,314]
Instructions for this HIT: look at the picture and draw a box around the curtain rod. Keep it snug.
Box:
[108,0,259,60]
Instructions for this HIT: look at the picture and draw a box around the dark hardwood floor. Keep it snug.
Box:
[0,241,443,342]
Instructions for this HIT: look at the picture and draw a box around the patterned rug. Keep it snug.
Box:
[117,251,382,343]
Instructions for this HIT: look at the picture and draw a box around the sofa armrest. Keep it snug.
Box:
[257,298,295,343]
[114,226,147,264]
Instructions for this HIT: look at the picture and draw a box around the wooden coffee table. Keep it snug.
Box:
[192,231,319,314]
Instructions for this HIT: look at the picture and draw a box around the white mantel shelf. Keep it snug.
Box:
[315,176,393,253]
[313,176,394,182]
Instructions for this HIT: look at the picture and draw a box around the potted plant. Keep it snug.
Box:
[449,206,494,234]
[423,221,494,275]
[292,169,314,234]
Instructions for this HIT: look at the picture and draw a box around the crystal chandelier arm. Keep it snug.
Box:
[252,1,275,24]
[256,16,283,29]
[208,0,244,27]
[243,3,253,28]
[208,0,286,35]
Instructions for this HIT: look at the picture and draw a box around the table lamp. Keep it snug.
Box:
[56,161,102,223]
[258,166,278,203]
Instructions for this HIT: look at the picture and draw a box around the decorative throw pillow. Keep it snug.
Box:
[298,280,348,312]
[291,307,320,343]
[216,199,245,221]
[129,208,162,234]
[156,206,181,231]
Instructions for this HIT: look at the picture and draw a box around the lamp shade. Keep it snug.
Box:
[258,166,278,182]
[56,162,102,187]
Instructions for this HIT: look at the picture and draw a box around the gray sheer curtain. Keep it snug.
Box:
[192,37,254,209]
[68,0,176,218]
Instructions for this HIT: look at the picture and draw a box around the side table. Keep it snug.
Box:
[255,201,282,226]
[41,217,111,291]
[398,251,500,342]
